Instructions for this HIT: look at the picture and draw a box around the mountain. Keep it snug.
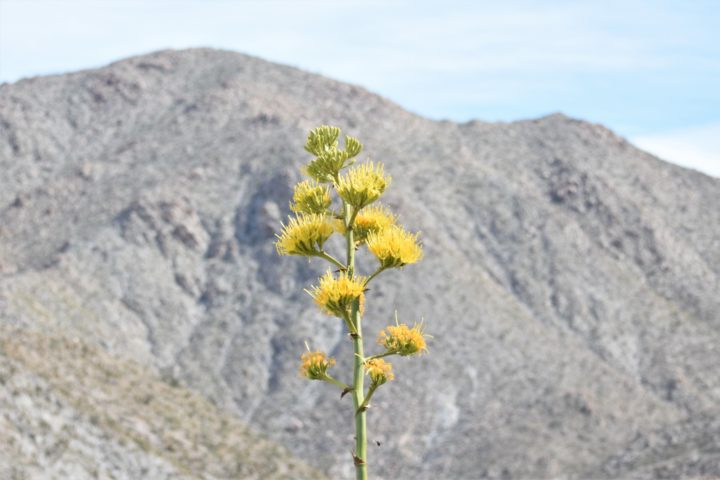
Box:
[1,48,719,479]
[0,328,326,479]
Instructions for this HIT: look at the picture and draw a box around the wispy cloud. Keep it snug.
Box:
[634,123,720,178]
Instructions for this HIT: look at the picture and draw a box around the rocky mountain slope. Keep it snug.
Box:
[1,48,719,479]
[0,328,325,479]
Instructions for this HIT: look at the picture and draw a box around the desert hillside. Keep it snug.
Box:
[1,48,719,479]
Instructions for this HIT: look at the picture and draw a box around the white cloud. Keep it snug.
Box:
[633,123,720,178]
[0,0,706,81]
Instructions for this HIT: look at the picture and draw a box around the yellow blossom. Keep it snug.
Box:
[275,214,334,256]
[364,358,394,385]
[308,271,366,317]
[366,225,423,268]
[299,350,335,380]
[335,204,396,243]
[378,323,428,356]
[290,180,332,214]
[335,162,390,209]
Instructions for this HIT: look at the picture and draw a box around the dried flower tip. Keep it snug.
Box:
[364,358,394,385]
[377,323,428,356]
[335,162,390,209]
[299,350,336,380]
[336,204,396,244]
[366,225,423,268]
[290,180,332,215]
[275,214,334,256]
[308,271,367,317]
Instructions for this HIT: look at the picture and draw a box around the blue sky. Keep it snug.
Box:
[1,0,718,176]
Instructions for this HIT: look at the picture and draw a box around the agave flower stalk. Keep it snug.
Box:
[276,126,428,480]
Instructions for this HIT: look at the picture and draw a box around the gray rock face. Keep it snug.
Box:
[1,48,719,479]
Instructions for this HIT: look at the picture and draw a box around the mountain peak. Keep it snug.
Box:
[1,50,719,479]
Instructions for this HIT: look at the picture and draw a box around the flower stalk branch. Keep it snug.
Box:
[356,384,378,416]
[363,266,388,287]
[323,374,352,392]
[314,251,347,270]
[364,351,395,362]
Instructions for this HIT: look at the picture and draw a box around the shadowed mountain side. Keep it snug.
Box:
[1,48,719,479]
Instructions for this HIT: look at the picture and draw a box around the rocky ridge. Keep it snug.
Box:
[1,48,719,479]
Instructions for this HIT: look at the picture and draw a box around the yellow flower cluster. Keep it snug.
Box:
[299,350,335,380]
[377,323,427,356]
[308,271,366,317]
[367,225,423,268]
[335,204,396,244]
[364,358,394,385]
[275,214,334,256]
[335,162,390,209]
[290,180,332,215]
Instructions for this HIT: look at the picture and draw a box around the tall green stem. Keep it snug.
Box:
[345,203,367,480]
